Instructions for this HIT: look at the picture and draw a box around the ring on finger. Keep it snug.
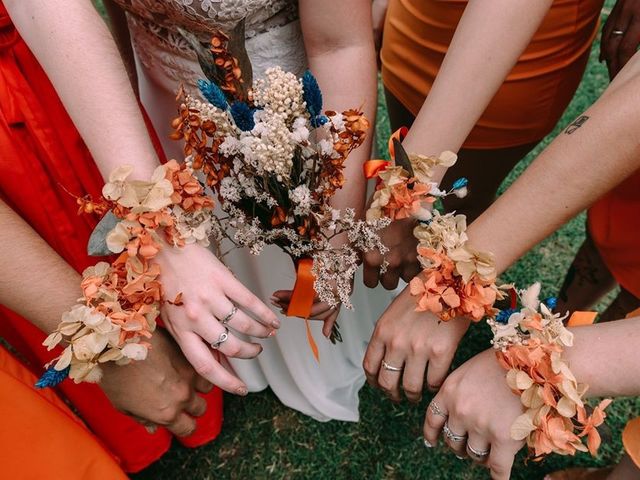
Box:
[612,29,625,35]
[429,401,448,419]
[222,306,238,325]
[382,360,403,372]
[467,444,490,460]
[443,421,467,443]
[210,326,230,349]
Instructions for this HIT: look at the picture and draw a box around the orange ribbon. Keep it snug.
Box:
[363,126,408,180]
[286,258,319,361]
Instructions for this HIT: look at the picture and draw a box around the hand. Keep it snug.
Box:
[423,349,524,480]
[363,217,420,290]
[363,287,470,402]
[99,329,212,437]
[600,0,640,79]
[157,243,279,395]
[270,290,341,339]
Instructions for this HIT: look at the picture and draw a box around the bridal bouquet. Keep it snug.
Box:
[172,29,390,342]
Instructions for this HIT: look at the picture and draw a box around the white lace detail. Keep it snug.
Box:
[112,0,305,91]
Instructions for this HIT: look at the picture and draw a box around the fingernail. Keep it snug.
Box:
[272,318,281,328]
[455,455,465,460]
[423,439,433,448]
[236,387,248,396]
[270,296,279,302]
[268,330,277,337]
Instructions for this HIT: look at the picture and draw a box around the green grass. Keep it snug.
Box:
[128,3,640,479]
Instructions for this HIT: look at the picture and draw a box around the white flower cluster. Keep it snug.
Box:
[289,185,313,216]
[243,112,295,181]
[185,95,235,137]
[253,67,307,123]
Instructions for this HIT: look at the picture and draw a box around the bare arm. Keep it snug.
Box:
[5,0,158,179]
[300,0,377,218]
[0,201,81,333]
[402,0,553,181]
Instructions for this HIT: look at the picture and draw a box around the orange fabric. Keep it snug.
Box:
[587,170,640,299]
[0,3,222,472]
[623,417,640,469]
[0,346,127,479]
[566,311,598,327]
[381,0,603,149]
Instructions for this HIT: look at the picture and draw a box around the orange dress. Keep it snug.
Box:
[587,171,640,299]
[0,346,128,479]
[0,3,222,473]
[381,0,604,149]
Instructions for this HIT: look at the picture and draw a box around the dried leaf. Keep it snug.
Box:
[392,137,414,176]
[88,212,120,256]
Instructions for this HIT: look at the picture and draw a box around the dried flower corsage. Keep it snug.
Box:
[489,283,612,459]
[38,161,214,386]
[171,28,390,349]
[364,133,503,321]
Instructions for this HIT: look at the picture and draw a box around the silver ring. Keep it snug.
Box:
[612,29,625,35]
[443,422,467,443]
[429,401,448,419]
[467,444,490,459]
[210,326,230,349]
[381,360,403,372]
[222,306,238,325]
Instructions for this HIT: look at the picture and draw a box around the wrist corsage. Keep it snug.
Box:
[37,161,214,386]
[364,133,504,321]
[489,283,612,459]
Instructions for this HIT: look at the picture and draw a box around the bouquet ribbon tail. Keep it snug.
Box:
[363,127,408,182]
[286,258,319,361]
[567,311,598,327]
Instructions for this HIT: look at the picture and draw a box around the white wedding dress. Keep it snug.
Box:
[111,0,393,421]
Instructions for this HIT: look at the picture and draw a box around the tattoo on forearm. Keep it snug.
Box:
[564,115,590,134]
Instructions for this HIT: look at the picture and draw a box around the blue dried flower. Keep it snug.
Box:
[495,308,518,324]
[230,101,255,131]
[35,365,70,389]
[311,114,329,128]
[197,79,228,110]
[452,177,469,190]
[543,297,558,310]
[302,70,323,119]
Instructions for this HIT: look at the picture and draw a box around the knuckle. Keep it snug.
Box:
[193,361,214,379]
[184,306,200,322]
[224,344,242,357]
[157,408,179,425]
[378,377,394,391]
[171,382,192,404]
[429,342,451,359]
[402,380,421,396]
[410,339,428,356]
[362,359,377,377]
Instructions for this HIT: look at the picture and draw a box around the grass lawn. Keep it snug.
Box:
[109,3,639,479]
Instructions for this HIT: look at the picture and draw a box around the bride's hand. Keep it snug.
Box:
[156,243,279,395]
[363,218,420,290]
[100,329,212,437]
[270,290,340,339]
[423,348,524,480]
[363,286,470,401]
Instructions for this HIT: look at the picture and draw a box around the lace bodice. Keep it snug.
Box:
[112,0,307,91]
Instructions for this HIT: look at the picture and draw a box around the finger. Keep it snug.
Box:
[423,392,448,447]
[223,274,280,328]
[202,320,263,359]
[601,5,621,61]
[401,262,421,284]
[380,268,400,290]
[213,301,272,338]
[194,375,214,394]
[179,333,248,395]
[322,308,340,338]
[363,336,385,388]
[166,411,197,438]
[487,443,517,480]
[425,346,455,393]
[444,416,468,458]
[402,350,428,403]
[604,13,632,76]
[185,393,207,418]
[363,253,382,288]
[377,352,405,402]
[466,433,491,465]
[617,16,640,71]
